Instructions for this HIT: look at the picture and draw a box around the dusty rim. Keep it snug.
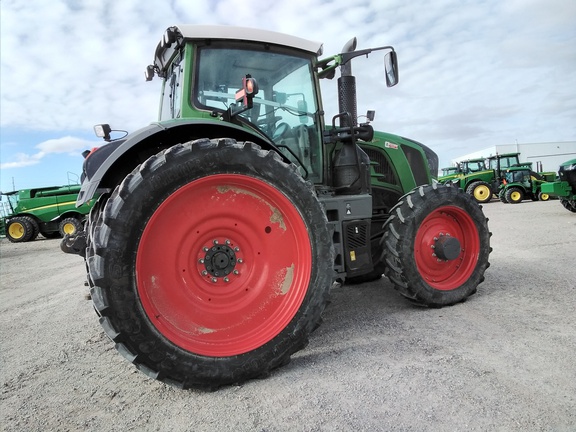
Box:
[136,174,312,357]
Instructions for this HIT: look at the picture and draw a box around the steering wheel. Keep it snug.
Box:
[273,122,291,140]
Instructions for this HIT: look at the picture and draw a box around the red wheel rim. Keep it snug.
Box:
[136,174,312,357]
[414,206,480,290]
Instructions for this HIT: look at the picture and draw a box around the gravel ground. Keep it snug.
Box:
[1,199,575,432]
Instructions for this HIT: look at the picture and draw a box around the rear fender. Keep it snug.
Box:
[77,120,276,205]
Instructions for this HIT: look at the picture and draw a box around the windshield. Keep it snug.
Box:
[466,161,485,173]
[490,155,520,170]
[195,45,322,182]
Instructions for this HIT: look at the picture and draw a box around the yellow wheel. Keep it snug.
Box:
[8,222,25,239]
[505,187,524,204]
[6,217,34,243]
[538,192,550,201]
[466,181,492,203]
[58,218,83,236]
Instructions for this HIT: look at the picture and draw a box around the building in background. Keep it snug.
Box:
[451,141,576,172]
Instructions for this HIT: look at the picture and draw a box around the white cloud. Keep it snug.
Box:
[0,136,97,169]
[1,0,575,170]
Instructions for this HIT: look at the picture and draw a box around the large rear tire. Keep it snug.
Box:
[87,139,333,389]
[466,181,492,203]
[560,198,576,213]
[382,183,491,307]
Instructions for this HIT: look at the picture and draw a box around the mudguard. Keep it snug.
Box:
[76,119,273,206]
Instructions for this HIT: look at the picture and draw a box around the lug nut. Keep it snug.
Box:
[201,270,208,276]
[211,278,217,283]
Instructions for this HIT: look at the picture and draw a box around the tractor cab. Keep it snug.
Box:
[504,167,531,188]
[462,158,486,174]
[193,43,323,181]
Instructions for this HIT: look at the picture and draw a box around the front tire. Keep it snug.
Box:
[505,187,524,204]
[382,183,491,307]
[6,217,34,243]
[538,191,550,201]
[88,139,333,389]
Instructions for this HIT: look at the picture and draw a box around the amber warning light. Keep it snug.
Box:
[235,75,259,108]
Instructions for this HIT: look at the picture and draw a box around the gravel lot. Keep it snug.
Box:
[1,199,575,431]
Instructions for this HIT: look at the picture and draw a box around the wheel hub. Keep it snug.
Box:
[199,240,242,282]
[433,234,461,261]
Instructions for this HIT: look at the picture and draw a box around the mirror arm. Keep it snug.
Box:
[340,46,395,66]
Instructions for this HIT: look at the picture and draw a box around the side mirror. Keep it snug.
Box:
[384,51,399,87]
[145,65,155,81]
[297,100,308,124]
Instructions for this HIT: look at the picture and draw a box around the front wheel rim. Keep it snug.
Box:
[510,191,522,202]
[136,174,312,357]
[414,206,480,290]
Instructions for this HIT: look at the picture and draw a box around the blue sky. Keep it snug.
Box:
[1,0,575,193]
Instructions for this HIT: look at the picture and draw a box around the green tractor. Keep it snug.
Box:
[438,158,486,184]
[63,25,491,389]
[1,185,95,243]
[540,158,576,212]
[438,166,461,182]
[447,153,521,203]
[498,166,552,204]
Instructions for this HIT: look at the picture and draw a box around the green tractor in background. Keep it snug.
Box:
[445,153,521,203]
[498,166,553,204]
[1,185,95,242]
[438,166,461,182]
[438,157,486,184]
[62,25,491,389]
[540,158,576,212]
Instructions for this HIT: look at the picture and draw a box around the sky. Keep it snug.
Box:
[1,0,575,193]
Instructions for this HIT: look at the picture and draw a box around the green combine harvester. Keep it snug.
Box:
[0,185,94,242]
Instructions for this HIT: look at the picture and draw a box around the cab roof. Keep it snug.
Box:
[152,25,323,79]
[176,25,323,55]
